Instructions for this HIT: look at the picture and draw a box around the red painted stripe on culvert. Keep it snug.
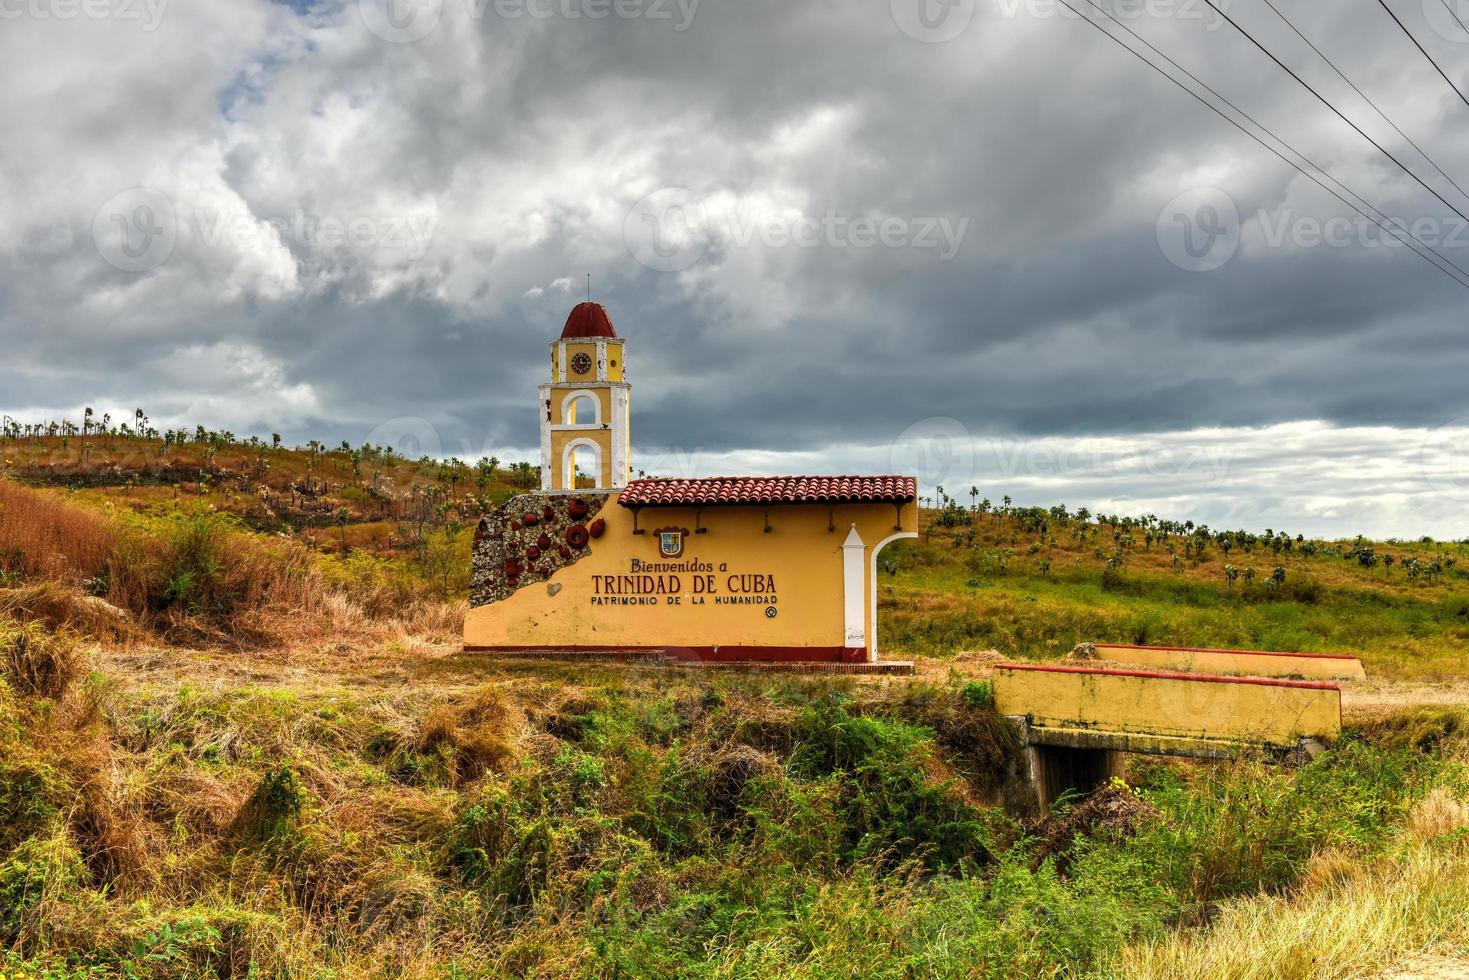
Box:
[1095,643,1360,662]
[997,662,1340,691]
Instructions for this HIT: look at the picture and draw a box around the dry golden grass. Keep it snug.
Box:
[1407,788,1469,843]
[0,479,114,584]
[0,474,467,656]
[1120,843,1469,979]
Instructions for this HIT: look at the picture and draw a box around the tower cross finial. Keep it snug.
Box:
[586,273,590,302]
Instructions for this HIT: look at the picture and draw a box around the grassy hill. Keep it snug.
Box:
[1,426,1468,977]
[880,496,1468,680]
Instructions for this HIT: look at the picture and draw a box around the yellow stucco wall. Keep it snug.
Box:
[1093,644,1366,681]
[551,340,625,383]
[605,340,624,382]
[549,429,613,488]
[551,387,613,426]
[994,664,1341,745]
[465,495,916,654]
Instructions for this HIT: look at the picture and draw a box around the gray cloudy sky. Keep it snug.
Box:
[4,0,1469,537]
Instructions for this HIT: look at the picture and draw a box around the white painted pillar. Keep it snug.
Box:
[842,524,866,656]
[538,384,553,491]
[869,529,918,662]
[610,387,630,488]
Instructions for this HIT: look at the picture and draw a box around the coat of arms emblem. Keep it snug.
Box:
[655,527,687,559]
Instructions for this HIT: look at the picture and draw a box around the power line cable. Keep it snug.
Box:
[1374,0,1469,111]
[1198,0,1469,225]
[1261,0,1469,205]
[1078,0,1469,285]
[1435,0,1469,36]
[1056,0,1469,288]
[1083,0,1467,277]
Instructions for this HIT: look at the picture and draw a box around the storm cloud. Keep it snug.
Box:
[4,0,1469,536]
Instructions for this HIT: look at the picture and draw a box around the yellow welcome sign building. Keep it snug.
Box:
[464,302,918,666]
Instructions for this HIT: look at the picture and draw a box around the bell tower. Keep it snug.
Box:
[539,302,631,492]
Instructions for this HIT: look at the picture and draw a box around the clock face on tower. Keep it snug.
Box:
[570,352,593,376]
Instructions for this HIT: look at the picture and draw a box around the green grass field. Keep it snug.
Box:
[879,504,1468,681]
[1,433,1468,977]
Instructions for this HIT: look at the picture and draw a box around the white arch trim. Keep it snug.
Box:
[560,388,603,426]
[869,530,917,662]
[561,437,604,490]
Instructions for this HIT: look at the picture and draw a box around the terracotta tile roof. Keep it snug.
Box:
[618,476,917,508]
[560,302,618,339]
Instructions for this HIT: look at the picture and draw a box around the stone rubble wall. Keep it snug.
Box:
[470,491,616,607]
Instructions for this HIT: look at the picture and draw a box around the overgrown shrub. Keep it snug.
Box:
[231,766,309,843]
[790,695,989,868]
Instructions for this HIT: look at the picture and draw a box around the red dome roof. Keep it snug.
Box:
[560,302,617,339]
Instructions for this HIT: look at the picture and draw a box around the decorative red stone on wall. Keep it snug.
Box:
[471,491,616,608]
